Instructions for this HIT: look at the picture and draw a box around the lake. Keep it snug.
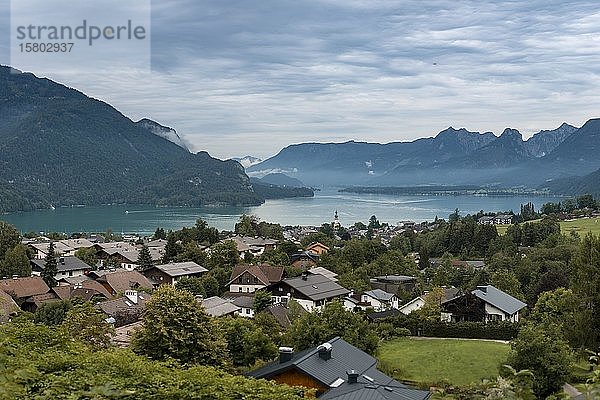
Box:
[1,188,561,235]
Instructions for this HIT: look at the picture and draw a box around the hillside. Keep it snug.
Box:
[0,66,262,212]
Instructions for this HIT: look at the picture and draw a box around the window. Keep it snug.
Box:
[238,287,242,292]
[245,308,250,314]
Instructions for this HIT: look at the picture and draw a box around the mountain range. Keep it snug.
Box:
[248,120,600,193]
[0,66,265,212]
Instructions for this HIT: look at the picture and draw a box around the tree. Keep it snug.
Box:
[41,242,58,287]
[220,317,278,367]
[577,194,597,210]
[162,232,181,263]
[153,227,167,240]
[1,244,31,278]
[132,285,228,366]
[490,269,524,301]
[368,215,381,229]
[0,221,21,260]
[506,323,573,398]
[253,289,273,313]
[61,302,114,350]
[74,247,97,269]
[416,287,445,321]
[34,300,73,326]
[286,301,379,355]
[209,241,240,270]
[136,244,154,271]
[175,276,206,296]
[235,215,258,237]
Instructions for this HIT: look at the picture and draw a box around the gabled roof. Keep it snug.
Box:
[228,264,284,286]
[363,289,395,302]
[0,290,20,322]
[371,275,417,283]
[29,242,74,254]
[471,285,527,315]
[0,277,50,298]
[291,251,319,263]
[96,270,153,294]
[306,242,330,251]
[31,256,92,273]
[232,295,255,309]
[151,261,208,277]
[200,296,240,317]
[308,267,338,281]
[279,274,349,301]
[59,238,94,249]
[97,293,150,317]
[247,337,430,400]
[265,303,302,328]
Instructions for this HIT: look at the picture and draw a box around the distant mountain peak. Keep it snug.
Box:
[233,155,263,168]
[500,128,522,139]
[136,118,189,151]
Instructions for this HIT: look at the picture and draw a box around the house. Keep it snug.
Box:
[263,303,304,328]
[31,256,92,279]
[478,214,513,225]
[308,267,338,282]
[200,296,241,317]
[291,251,319,269]
[224,236,278,257]
[28,242,75,259]
[0,290,20,323]
[399,287,460,315]
[268,273,350,312]
[0,277,50,308]
[370,275,417,294]
[228,264,284,294]
[97,290,150,325]
[144,261,208,286]
[95,270,154,296]
[51,280,113,302]
[441,285,526,323]
[59,238,94,252]
[247,337,431,400]
[361,289,399,311]
[306,242,330,255]
[232,295,255,318]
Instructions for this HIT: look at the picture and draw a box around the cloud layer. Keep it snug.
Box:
[2,0,600,159]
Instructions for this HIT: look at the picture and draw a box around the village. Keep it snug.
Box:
[1,198,600,399]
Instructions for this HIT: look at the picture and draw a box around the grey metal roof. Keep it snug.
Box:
[248,337,429,400]
[282,274,349,301]
[472,285,526,315]
[154,261,208,277]
[371,275,416,283]
[232,295,254,309]
[201,296,240,317]
[31,256,92,273]
[364,289,395,302]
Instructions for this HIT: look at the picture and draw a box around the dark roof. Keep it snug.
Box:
[291,251,320,263]
[371,275,417,283]
[280,274,349,301]
[265,303,300,328]
[96,292,150,317]
[200,296,240,317]
[151,261,208,277]
[232,295,255,309]
[0,277,50,298]
[248,337,430,400]
[228,264,284,286]
[31,256,92,273]
[366,309,402,321]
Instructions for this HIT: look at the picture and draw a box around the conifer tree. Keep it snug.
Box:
[136,244,154,271]
[42,242,58,287]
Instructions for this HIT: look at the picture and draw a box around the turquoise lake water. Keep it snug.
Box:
[1,188,560,235]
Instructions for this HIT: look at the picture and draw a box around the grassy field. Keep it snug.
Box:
[377,337,510,387]
[496,217,600,236]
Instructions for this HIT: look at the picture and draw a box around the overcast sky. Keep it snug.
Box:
[2,0,600,159]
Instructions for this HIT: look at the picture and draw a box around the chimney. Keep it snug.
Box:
[195,295,204,303]
[59,257,65,265]
[279,347,294,363]
[301,272,308,281]
[317,343,332,360]
[124,290,138,304]
[346,370,359,384]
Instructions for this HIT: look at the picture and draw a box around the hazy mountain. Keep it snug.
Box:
[0,66,262,212]
[248,128,496,185]
[248,120,600,189]
[259,173,306,188]
[232,155,262,168]
[524,122,577,157]
[136,118,189,151]
[544,167,600,197]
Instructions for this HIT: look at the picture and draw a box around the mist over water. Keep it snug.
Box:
[2,188,561,235]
